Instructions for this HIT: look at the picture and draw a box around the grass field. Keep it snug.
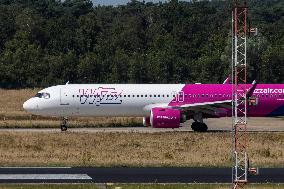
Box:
[0,184,283,189]
[0,132,282,167]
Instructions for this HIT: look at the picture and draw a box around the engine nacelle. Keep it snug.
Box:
[143,117,151,127]
[150,108,181,128]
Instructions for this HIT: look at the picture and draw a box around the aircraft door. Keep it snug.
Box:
[60,87,70,106]
[60,87,79,116]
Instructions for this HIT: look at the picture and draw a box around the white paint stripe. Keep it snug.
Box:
[0,174,92,180]
[0,167,71,169]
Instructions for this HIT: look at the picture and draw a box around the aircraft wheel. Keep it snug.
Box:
[191,122,197,131]
[60,117,68,132]
[200,123,208,132]
[191,122,198,131]
[61,125,67,132]
[191,122,208,132]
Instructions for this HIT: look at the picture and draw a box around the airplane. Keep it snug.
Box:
[23,79,284,132]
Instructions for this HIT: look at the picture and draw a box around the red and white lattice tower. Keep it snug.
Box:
[231,0,248,188]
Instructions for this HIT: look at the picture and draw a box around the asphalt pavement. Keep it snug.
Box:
[0,167,282,183]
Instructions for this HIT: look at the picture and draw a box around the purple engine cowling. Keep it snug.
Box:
[150,108,181,128]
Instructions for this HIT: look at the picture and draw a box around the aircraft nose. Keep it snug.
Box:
[23,99,38,112]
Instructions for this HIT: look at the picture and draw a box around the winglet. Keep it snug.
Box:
[247,80,257,97]
[65,81,69,85]
[223,77,230,84]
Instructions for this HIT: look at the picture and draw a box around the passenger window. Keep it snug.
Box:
[145,95,147,97]
[154,95,156,97]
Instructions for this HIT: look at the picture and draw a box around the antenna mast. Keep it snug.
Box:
[231,0,248,188]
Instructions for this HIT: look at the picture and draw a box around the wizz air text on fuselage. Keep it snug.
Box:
[254,88,284,94]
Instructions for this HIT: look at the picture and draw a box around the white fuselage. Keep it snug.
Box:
[23,84,184,117]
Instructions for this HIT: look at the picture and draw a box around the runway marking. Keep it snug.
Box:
[0,174,92,180]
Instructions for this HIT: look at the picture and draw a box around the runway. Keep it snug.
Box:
[0,167,283,183]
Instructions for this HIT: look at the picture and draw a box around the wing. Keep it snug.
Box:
[144,100,232,116]
[177,100,232,115]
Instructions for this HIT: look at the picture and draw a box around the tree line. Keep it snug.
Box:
[0,0,283,88]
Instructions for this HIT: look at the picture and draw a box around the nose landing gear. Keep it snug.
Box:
[60,117,68,131]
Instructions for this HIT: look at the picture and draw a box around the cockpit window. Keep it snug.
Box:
[35,93,42,98]
[34,93,50,99]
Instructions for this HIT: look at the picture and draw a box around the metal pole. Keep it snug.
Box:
[231,1,248,188]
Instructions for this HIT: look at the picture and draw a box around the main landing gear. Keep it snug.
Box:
[191,122,208,132]
[60,117,68,131]
[191,112,208,132]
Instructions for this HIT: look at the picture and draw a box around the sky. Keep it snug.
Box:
[92,0,171,6]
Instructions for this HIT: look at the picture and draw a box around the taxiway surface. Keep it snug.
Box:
[0,117,283,133]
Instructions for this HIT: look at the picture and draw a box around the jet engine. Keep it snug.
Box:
[150,108,181,128]
[143,117,151,127]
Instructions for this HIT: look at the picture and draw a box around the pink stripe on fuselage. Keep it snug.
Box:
[168,84,284,117]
